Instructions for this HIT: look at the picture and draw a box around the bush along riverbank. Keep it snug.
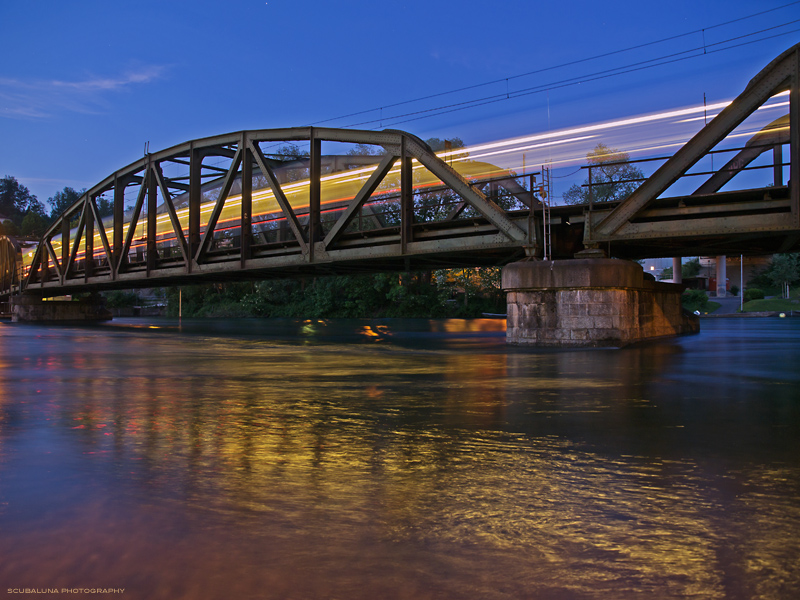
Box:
[163,269,507,319]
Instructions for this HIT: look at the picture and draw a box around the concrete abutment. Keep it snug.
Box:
[502,258,699,347]
[11,294,112,323]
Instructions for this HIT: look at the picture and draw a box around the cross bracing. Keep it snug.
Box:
[10,128,542,297]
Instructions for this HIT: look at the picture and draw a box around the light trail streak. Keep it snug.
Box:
[30,92,790,277]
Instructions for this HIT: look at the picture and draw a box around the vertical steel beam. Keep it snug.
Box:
[61,219,70,284]
[85,197,94,280]
[400,136,413,254]
[1,242,6,292]
[25,246,41,289]
[113,175,125,277]
[40,242,49,284]
[308,129,321,262]
[146,165,158,275]
[791,46,800,225]
[672,257,683,284]
[189,145,202,272]
[774,145,784,186]
[241,134,252,268]
[65,207,86,280]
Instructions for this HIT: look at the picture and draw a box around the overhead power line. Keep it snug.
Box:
[308,1,800,130]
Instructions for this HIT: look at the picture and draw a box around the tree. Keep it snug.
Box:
[95,196,113,219]
[683,257,702,278]
[21,212,47,237]
[0,176,44,222]
[766,253,799,299]
[425,137,465,153]
[48,187,84,220]
[563,143,645,205]
[0,221,20,237]
[346,143,385,157]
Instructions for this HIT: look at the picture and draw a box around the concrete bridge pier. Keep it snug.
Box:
[502,258,699,347]
[11,294,112,323]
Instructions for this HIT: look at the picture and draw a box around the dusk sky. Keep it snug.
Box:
[1,0,798,207]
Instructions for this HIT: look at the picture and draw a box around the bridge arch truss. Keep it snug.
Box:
[20,128,541,297]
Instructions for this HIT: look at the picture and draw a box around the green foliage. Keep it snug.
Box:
[747,253,800,297]
[742,297,800,312]
[48,187,84,219]
[766,253,800,298]
[563,144,645,205]
[0,220,20,236]
[166,282,255,318]
[346,143,386,156]
[681,289,709,313]
[730,285,739,297]
[744,288,764,302]
[166,267,506,319]
[682,258,701,278]
[103,290,141,308]
[95,196,114,219]
[1,176,45,224]
[20,211,47,237]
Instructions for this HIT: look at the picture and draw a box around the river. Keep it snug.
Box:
[1,317,798,599]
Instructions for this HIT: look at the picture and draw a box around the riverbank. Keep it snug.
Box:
[698,295,800,317]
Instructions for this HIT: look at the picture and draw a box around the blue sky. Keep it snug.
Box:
[1,0,798,207]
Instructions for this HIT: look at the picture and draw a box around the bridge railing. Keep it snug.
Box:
[583,43,798,250]
[579,132,790,212]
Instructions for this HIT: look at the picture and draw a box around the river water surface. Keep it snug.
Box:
[1,317,799,599]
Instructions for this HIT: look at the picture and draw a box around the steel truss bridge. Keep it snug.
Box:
[1,43,799,300]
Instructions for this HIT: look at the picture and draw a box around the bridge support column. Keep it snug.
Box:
[672,257,682,284]
[11,294,112,323]
[502,258,699,347]
[716,255,727,297]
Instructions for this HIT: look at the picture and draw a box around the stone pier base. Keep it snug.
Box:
[502,258,699,347]
[11,294,112,323]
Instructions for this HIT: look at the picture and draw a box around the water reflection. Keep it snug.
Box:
[0,318,798,599]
